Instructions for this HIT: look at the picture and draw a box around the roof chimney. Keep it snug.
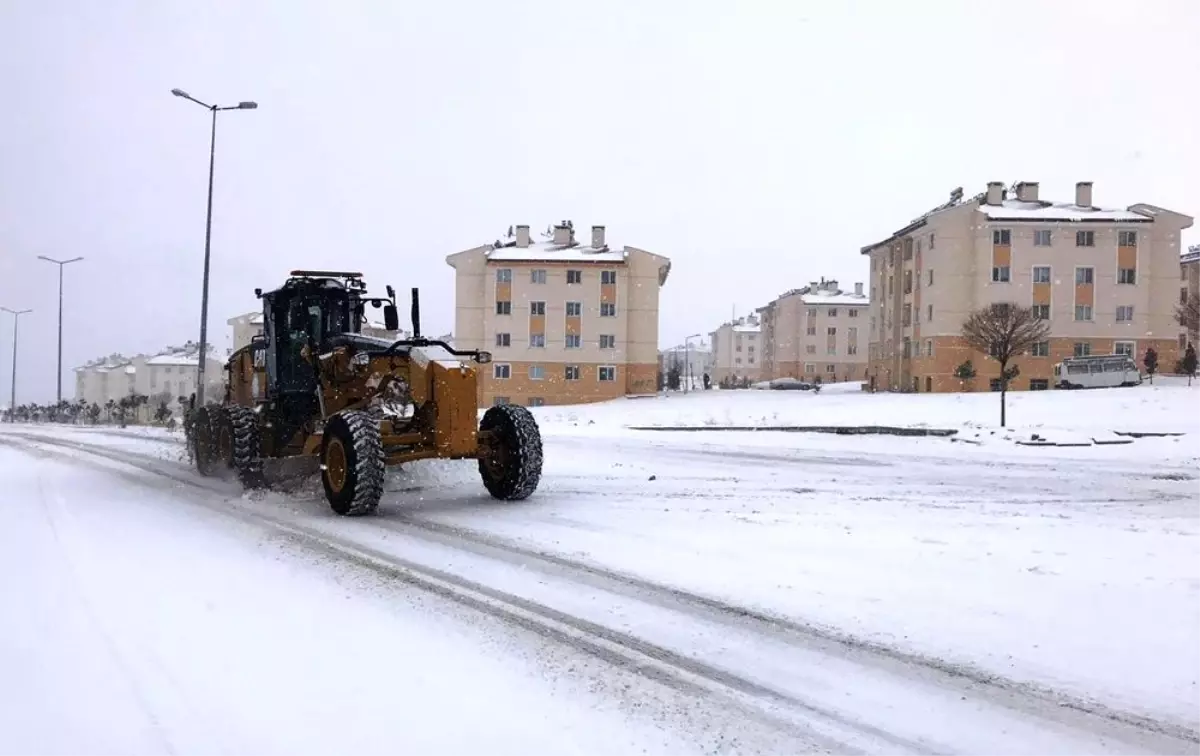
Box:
[591,225,606,248]
[809,280,819,292]
[826,279,839,292]
[1014,181,1039,202]
[854,282,863,296]
[553,222,573,246]
[1075,181,1093,208]
[515,224,530,248]
[986,181,1004,205]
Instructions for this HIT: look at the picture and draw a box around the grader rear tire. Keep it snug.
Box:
[321,410,385,516]
[478,404,543,500]
[227,405,264,488]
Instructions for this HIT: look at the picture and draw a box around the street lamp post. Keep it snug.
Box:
[37,255,84,404]
[2,307,33,419]
[171,88,258,406]
[683,333,702,393]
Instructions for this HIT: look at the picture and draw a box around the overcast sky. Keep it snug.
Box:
[1,0,1197,405]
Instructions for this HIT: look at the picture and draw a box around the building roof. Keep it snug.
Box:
[979,199,1150,223]
[766,279,869,307]
[860,182,1177,254]
[487,241,627,264]
[1183,245,1200,265]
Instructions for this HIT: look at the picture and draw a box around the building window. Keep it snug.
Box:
[926,304,932,322]
[1076,230,1095,247]
[826,345,837,355]
[825,364,836,374]
[1118,230,1137,247]
[807,308,818,317]
[925,339,934,357]
[1114,341,1135,356]
[1074,342,1091,357]
[927,269,934,286]
[600,302,617,317]
[888,276,893,295]
[529,365,545,380]
[600,270,617,285]
[806,325,816,335]
[992,266,1011,283]
[735,357,742,365]
[528,397,545,407]
[493,364,511,379]
[530,301,545,316]
[565,365,580,380]
[805,363,815,374]
[496,301,512,315]
[929,233,935,249]
[848,309,859,318]
[565,334,581,349]
[1184,288,1190,305]
[1033,266,1051,283]
[530,269,547,284]
[1076,267,1094,284]
[992,229,1011,245]
[1032,304,1050,320]
[1034,230,1052,246]
[566,301,582,317]
[598,366,616,382]
[495,333,511,347]
[827,327,836,336]
[600,334,616,349]
[1116,305,1134,322]
[735,344,742,352]
[1031,340,1049,357]
[567,269,582,285]
[806,345,816,354]
[1029,379,1049,391]
[903,271,912,294]
[495,269,512,283]
[828,308,838,317]
[1074,305,1093,321]
[529,333,546,347]
[1118,268,1136,285]
[902,304,912,326]
[493,396,510,405]
[1180,334,1187,349]
[925,376,933,392]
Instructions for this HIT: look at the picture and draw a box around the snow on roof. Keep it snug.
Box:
[801,291,869,306]
[979,199,1151,223]
[1182,245,1200,265]
[732,324,761,333]
[146,353,200,366]
[124,365,137,374]
[487,240,627,263]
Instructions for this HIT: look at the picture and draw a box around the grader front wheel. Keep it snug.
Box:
[478,404,543,500]
[321,410,385,516]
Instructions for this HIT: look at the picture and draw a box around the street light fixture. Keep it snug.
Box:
[684,333,702,393]
[37,255,84,404]
[171,87,258,405]
[2,307,33,418]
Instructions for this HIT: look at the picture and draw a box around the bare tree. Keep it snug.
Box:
[960,302,1051,427]
[1177,292,1199,344]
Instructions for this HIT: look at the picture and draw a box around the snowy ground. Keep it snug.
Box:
[2,381,1198,754]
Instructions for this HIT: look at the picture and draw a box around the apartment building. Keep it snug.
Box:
[1182,245,1199,350]
[862,181,1194,392]
[445,221,671,407]
[756,278,868,383]
[709,315,761,385]
[74,343,224,409]
[658,340,713,389]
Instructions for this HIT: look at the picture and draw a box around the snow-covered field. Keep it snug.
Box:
[2,381,1198,754]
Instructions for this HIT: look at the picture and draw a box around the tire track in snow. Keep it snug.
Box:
[5,431,1198,753]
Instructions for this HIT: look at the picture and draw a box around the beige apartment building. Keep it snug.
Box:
[709,315,761,385]
[757,278,869,383]
[862,181,1194,393]
[1182,245,1199,350]
[445,221,671,407]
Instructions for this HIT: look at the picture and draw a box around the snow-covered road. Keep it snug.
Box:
[1,418,1197,755]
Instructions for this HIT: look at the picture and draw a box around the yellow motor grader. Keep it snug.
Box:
[186,270,542,515]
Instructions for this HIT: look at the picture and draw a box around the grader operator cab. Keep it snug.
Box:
[186,270,542,515]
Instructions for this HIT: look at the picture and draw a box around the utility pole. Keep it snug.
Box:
[37,256,84,404]
[2,307,33,419]
[171,87,258,405]
[684,333,701,393]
